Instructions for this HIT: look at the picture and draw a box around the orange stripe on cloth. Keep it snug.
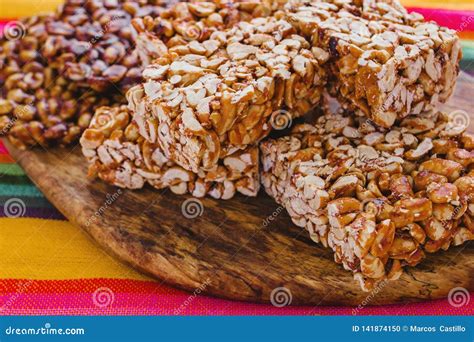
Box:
[459,32,474,41]
[0,278,168,295]
[0,154,14,163]
[0,218,149,281]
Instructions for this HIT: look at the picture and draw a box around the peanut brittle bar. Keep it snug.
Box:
[80,105,259,199]
[261,109,474,290]
[285,0,461,127]
[0,0,173,149]
[131,0,288,66]
[129,16,327,173]
[39,0,169,91]
[0,0,287,149]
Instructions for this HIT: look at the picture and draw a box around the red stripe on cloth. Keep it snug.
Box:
[407,7,474,32]
[0,20,7,34]
[0,279,472,316]
[0,154,14,163]
[0,141,14,162]
[0,279,172,295]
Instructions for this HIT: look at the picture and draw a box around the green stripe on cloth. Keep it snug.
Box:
[0,174,32,186]
[0,163,26,176]
[461,41,474,60]
[0,183,44,198]
[461,41,474,73]
[461,60,474,73]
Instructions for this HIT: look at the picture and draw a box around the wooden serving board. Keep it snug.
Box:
[4,72,474,306]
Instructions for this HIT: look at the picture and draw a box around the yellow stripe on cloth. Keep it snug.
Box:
[0,0,62,18]
[0,218,149,281]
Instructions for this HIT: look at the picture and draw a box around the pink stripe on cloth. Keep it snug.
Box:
[0,20,7,34]
[0,8,473,32]
[407,7,474,32]
[1,291,472,316]
[0,140,8,155]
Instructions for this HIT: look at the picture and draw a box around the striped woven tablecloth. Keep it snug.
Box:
[1,0,473,316]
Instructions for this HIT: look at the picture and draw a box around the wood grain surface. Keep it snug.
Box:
[4,72,474,306]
